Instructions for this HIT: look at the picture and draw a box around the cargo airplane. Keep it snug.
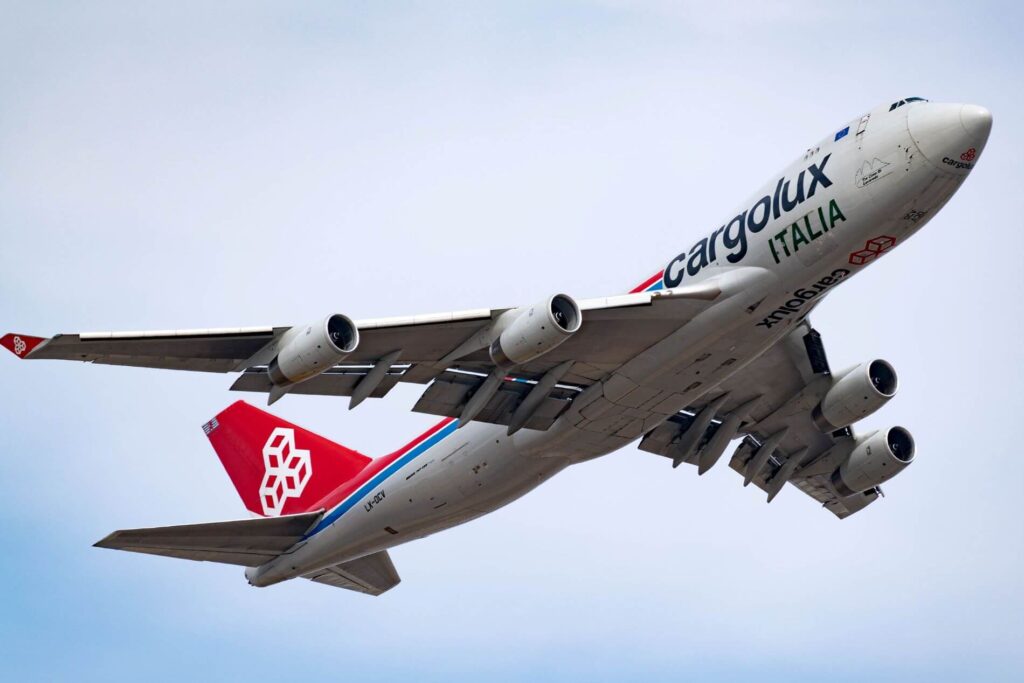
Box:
[3,98,991,595]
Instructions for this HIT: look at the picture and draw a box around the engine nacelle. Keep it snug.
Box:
[813,360,898,431]
[268,314,359,386]
[489,293,582,367]
[831,426,915,496]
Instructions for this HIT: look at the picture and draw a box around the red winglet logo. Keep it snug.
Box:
[1,333,46,358]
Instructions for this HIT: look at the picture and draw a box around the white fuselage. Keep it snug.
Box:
[248,99,988,587]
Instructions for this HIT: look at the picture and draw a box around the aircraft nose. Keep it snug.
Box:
[908,102,992,174]
[960,104,993,141]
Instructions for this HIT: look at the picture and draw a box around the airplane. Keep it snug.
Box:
[2,98,991,595]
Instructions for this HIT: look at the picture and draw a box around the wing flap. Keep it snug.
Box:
[229,365,405,399]
[303,550,401,596]
[412,369,578,431]
[94,510,322,567]
[726,433,879,519]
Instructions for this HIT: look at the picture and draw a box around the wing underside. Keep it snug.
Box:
[12,287,716,432]
[95,512,402,595]
[638,320,883,518]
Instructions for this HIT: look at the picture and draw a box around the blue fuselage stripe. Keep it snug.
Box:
[305,420,460,537]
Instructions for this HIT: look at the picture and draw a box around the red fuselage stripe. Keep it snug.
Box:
[629,272,663,293]
[308,417,457,512]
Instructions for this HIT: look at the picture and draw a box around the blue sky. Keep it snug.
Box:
[1,2,1022,680]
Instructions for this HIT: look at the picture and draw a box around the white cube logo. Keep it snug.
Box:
[259,427,312,516]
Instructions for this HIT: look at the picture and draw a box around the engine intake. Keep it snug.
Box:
[832,426,915,496]
[813,359,898,431]
[268,314,359,387]
[490,294,582,367]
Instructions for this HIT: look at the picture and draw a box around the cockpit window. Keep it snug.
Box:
[889,97,928,112]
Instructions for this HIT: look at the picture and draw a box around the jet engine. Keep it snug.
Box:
[831,426,915,496]
[268,314,360,387]
[490,294,582,367]
[813,360,898,431]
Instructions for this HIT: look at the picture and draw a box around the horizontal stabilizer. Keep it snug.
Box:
[94,510,322,567]
[303,550,401,596]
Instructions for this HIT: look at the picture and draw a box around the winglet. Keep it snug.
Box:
[1,333,47,359]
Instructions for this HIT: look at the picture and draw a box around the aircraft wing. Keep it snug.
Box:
[638,320,884,519]
[4,280,723,430]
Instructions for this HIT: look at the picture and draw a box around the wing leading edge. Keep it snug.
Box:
[6,284,721,431]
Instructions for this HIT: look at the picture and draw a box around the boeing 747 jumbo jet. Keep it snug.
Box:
[3,99,991,595]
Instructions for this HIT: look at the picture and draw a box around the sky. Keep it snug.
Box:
[1,1,1022,680]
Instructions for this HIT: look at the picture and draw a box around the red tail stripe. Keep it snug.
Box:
[390,417,456,458]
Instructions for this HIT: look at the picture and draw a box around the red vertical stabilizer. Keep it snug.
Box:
[204,401,371,517]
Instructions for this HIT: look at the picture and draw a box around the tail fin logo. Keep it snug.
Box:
[260,427,313,516]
